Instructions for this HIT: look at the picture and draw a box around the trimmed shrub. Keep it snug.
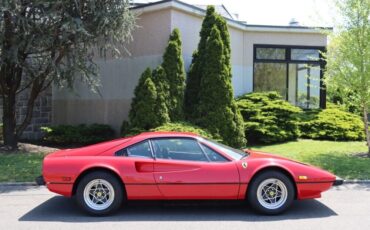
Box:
[299,104,365,141]
[237,92,302,144]
[41,124,115,145]
[150,122,222,141]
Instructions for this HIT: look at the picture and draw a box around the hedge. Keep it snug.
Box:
[236,92,302,144]
[41,124,115,146]
[299,104,365,141]
[150,122,222,141]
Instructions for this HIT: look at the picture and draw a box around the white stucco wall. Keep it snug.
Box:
[52,5,328,133]
[53,9,172,132]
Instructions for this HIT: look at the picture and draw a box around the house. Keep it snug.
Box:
[19,0,331,138]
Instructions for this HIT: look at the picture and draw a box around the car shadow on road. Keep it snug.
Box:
[19,196,337,222]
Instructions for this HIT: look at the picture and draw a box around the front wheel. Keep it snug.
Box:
[76,171,124,216]
[247,170,295,215]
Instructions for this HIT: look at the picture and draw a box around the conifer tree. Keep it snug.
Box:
[129,68,168,130]
[162,28,186,121]
[184,6,231,119]
[152,66,171,126]
[196,26,245,148]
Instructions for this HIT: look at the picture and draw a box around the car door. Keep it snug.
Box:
[114,140,162,199]
[151,137,240,199]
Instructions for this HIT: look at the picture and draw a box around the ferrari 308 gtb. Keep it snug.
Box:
[37,132,343,215]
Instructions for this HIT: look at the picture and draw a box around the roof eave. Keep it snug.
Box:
[131,0,333,33]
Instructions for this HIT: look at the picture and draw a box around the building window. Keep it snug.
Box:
[253,45,325,109]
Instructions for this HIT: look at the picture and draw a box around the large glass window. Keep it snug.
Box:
[256,47,286,60]
[253,45,324,109]
[151,138,208,162]
[254,63,287,99]
[291,49,320,61]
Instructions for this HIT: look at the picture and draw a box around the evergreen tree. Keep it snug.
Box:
[152,66,171,126]
[184,50,200,118]
[184,6,231,119]
[162,28,186,121]
[196,26,245,148]
[129,68,168,130]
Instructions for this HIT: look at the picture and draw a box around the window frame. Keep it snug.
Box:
[115,140,154,159]
[149,137,231,163]
[253,44,326,109]
[115,137,232,163]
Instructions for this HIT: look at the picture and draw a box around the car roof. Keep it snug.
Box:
[135,131,200,139]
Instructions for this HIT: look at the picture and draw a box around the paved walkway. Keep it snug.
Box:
[0,184,369,230]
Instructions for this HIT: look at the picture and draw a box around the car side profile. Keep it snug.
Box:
[37,132,343,215]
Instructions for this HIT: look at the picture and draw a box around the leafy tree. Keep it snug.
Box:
[184,6,231,119]
[196,26,245,148]
[0,0,135,149]
[162,28,186,121]
[324,0,370,155]
[129,68,167,130]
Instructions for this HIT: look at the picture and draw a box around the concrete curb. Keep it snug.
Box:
[342,180,370,184]
[0,180,370,186]
[0,182,38,186]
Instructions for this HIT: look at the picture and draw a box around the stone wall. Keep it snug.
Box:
[0,87,52,140]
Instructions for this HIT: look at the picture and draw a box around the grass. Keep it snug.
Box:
[0,152,45,182]
[249,139,370,180]
[0,139,369,182]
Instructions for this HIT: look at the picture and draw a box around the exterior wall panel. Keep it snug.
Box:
[51,5,328,134]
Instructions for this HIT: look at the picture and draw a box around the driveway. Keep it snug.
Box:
[0,184,369,230]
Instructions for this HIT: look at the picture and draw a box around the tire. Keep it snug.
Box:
[247,170,295,215]
[75,171,124,216]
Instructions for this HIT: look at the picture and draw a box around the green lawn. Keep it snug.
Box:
[0,152,45,182]
[0,139,369,182]
[249,139,370,180]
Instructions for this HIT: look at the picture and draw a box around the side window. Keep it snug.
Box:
[122,141,152,158]
[151,138,207,162]
[200,144,228,162]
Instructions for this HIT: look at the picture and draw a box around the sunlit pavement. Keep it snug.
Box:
[0,184,369,230]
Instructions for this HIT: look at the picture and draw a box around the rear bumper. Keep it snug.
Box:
[35,176,45,186]
[333,177,344,186]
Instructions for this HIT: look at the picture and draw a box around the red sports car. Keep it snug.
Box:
[36,132,343,215]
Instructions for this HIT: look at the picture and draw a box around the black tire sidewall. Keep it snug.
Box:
[76,171,124,216]
[247,170,295,215]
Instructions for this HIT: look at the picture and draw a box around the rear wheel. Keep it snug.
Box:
[76,171,124,216]
[247,170,295,215]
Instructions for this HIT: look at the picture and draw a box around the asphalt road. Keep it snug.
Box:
[0,184,369,230]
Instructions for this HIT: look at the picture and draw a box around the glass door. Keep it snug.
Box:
[289,64,320,109]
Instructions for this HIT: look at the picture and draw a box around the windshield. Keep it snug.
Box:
[200,138,248,160]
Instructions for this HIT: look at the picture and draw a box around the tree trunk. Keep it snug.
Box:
[363,105,370,157]
[2,92,18,150]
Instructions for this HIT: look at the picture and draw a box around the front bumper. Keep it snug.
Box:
[333,177,344,186]
[35,176,45,186]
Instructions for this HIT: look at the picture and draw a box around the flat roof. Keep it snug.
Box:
[132,0,333,33]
